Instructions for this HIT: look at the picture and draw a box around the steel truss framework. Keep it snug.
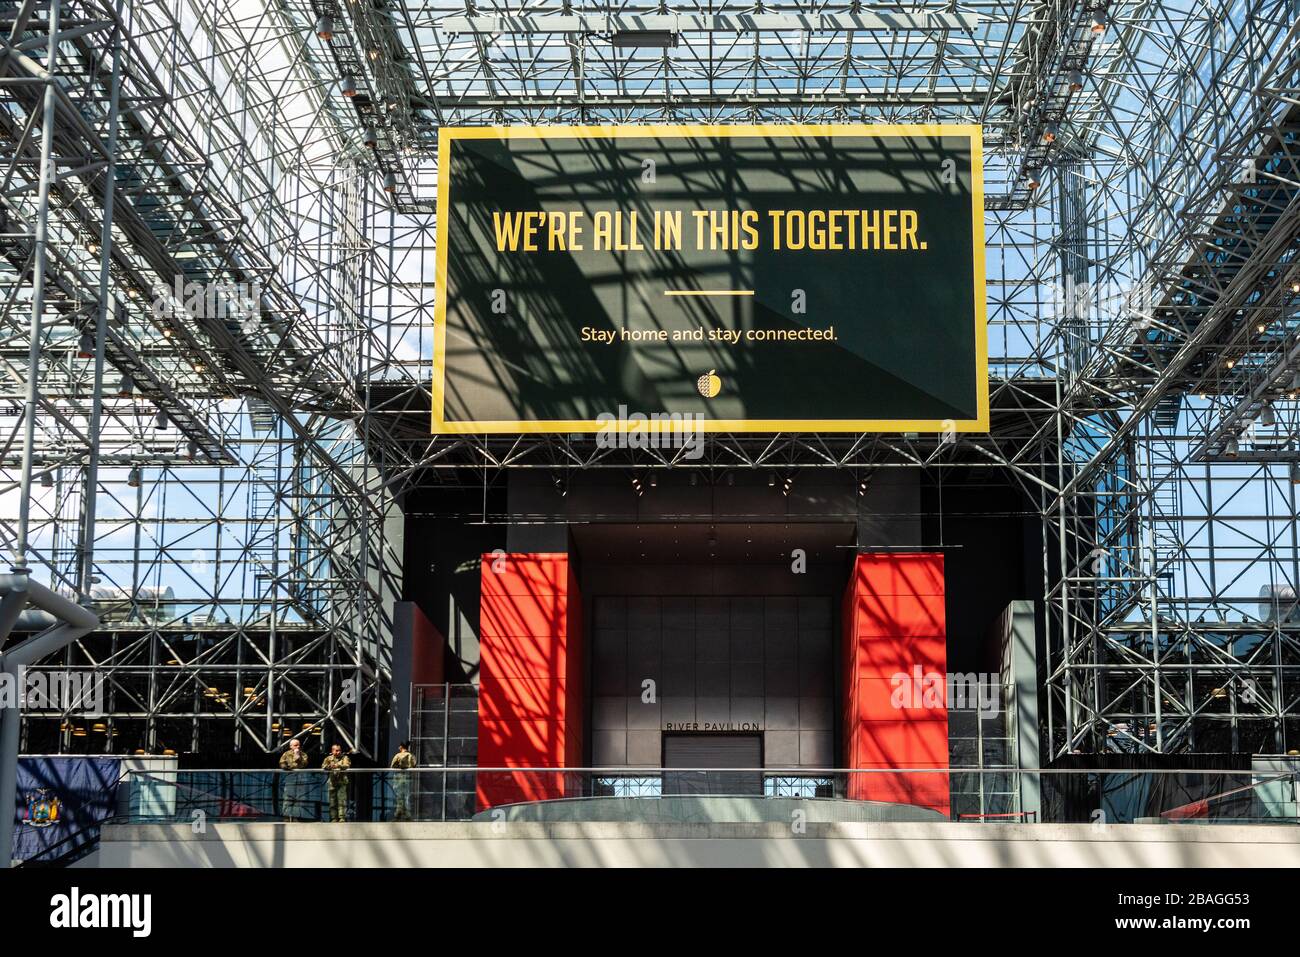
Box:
[2,0,1299,762]
[0,0,401,759]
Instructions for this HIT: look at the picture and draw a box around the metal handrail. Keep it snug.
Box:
[127,766,1299,775]
[108,765,1299,828]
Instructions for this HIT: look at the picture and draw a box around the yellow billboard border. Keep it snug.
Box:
[431,123,989,434]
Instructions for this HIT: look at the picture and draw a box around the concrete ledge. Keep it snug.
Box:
[96,821,1300,868]
[476,796,945,823]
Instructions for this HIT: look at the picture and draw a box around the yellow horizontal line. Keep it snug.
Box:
[663,289,755,297]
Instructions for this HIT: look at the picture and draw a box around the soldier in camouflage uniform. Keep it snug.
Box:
[389,741,416,821]
[321,743,351,823]
[278,738,310,820]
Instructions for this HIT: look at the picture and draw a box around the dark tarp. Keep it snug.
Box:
[1040,752,1252,823]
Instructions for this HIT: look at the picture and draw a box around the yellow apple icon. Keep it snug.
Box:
[697,369,722,398]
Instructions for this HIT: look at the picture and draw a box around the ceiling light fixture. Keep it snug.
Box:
[609,30,677,49]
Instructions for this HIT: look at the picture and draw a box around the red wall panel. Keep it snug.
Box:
[843,553,950,816]
[477,553,583,810]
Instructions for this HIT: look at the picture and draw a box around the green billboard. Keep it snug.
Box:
[432,124,988,434]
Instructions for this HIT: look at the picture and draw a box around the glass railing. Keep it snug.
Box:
[115,767,1300,826]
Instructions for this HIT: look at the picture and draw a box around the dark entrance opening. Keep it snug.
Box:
[663,733,764,796]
